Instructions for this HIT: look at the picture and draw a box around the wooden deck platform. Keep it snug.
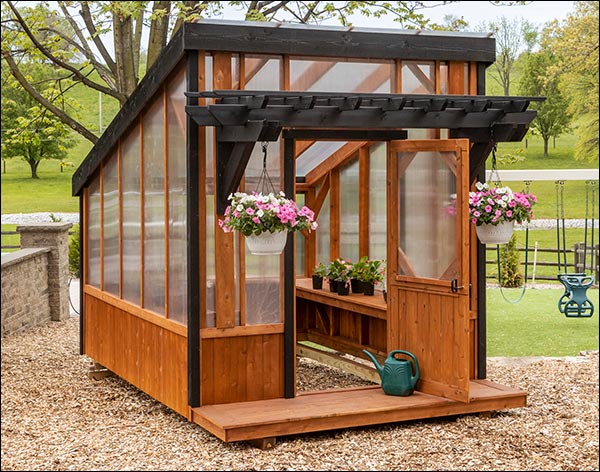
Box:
[191,381,527,443]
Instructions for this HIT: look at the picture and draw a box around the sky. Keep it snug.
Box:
[218,1,576,31]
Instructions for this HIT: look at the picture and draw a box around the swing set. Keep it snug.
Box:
[555,180,597,318]
[486,169,598,317]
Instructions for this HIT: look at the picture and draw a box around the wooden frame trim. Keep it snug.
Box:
[139,118,145,308]
[330,168,340,260]
[84,285,187,337]
[201,323,284,339]
[117,141,123,298]
[358,146,370,257]
[164,85,170,318]
[305,141,366,186]
[79,190,86,354]
[99,161,104,291]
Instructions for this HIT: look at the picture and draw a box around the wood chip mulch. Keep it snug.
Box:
[1,317,598,471]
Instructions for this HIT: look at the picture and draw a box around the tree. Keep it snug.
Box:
[545,1,599,162]
[519,49,571,156]
[483,16,538,95]
[1,1,530,144]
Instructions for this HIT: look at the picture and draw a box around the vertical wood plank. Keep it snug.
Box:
[83,188,89,286]
[99,161,104,291]
[330,169,340,260]
[358,146,370,257]
[139,119,145,307]
[197,52,207,330]
[448,61,465,95]
[213,52,236,329]
[163,85,170,318]
[469,62,478,95]
[118,141,123,299]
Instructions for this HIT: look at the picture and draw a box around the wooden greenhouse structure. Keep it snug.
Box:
[72,19,542,445]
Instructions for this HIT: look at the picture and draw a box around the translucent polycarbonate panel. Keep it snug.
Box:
[244,140,281,194]
[142,98,165,315]
[369,143,387,261]
[296,141,345,177]
[102,154,119,296]
[397,151,457,280]
[120,128,141,305]
[289,59,391,93]
[439,62,449,95]
[167,68,187,325]
[401,61,435,94]
[87,178,101,288]
[244,139,282,326]
[244,55,281,90]
[316,192,330,265]
[339,157,359,262]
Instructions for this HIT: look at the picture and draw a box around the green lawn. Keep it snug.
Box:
[487,287,599,356]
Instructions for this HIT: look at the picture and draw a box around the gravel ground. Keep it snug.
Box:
[1,317,598,471]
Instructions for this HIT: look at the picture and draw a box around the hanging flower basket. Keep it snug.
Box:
[475,220,515,245]
[469,181,537,244]
[218,191,318,256]
[245,230,288,255]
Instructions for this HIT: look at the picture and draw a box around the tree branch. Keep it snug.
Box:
[79,1,117,74]
[7,1,125,102]
[2,48,99,144]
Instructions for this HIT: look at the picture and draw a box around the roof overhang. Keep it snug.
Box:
[185,90,543,213]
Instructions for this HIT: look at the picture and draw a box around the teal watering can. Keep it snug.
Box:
[363,349,420,396]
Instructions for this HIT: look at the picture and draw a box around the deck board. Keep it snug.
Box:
[192,381,526,442]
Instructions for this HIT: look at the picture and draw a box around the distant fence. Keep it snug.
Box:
[487,243,599,284]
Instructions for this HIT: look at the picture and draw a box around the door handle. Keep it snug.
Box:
[451,279,464,293]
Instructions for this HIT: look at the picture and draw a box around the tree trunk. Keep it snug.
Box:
[147,1,171,70]
[113,13,137,102]
[543,137,549,157]
[30,160,39,179]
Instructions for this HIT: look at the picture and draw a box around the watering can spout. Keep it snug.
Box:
[362,350,384,379]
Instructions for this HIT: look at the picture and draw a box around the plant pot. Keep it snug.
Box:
[475,220,514,245]
[245,230,287,255]
[363,282,375,296]
[337,280,350,296]
[328,280,338,292]
[350,278,363,294]
[312,275,323,290]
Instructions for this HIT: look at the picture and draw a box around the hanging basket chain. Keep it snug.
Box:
[255,141,277,195]
[488,136,502,187]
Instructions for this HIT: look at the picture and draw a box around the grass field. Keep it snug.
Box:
[487,287,599,356]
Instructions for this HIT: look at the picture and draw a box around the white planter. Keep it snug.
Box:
[246,230,288,255]
[475,220,515,245]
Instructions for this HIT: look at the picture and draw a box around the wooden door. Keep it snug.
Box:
[386,139,471,403]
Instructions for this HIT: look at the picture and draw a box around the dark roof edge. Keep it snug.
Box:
[72,25,186,196]
[184,20,496,62]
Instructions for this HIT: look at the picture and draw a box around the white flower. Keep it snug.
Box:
[236,204,244,212]
[476,182,487,191]
[257,209,264,217]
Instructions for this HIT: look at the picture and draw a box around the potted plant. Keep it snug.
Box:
[359,259,385,296]
[218,191,318,255]
[349,256,369,293]
[469,182,537,245]
[312,262,328,289]
[327,258,353,295]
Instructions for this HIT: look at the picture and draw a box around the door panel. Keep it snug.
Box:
[386,139,471,403]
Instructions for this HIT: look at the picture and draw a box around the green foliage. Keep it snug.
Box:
[498,233,524,288]
[69,224,80,277]
[327,258,353,282]
[313,262,328,278]
[544,2,599,162]
[519,49,572,156]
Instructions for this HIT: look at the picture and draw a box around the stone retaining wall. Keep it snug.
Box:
[1,223,72,337]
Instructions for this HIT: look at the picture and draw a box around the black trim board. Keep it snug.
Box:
[184,21,496,62]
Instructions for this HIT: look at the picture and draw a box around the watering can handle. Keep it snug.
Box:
[388,350,419,375]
